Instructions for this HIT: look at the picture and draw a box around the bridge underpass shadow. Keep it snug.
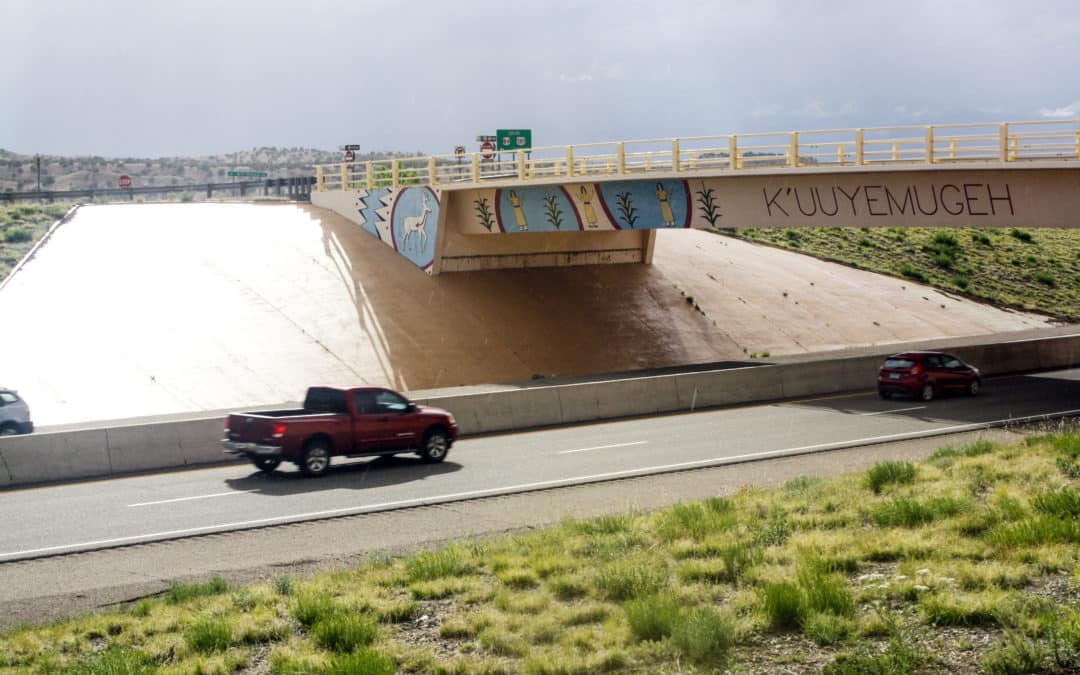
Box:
[307,206,750,392]
[224,455,463,495]
[783,372,1080,426]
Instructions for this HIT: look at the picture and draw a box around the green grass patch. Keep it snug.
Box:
[872,496,968,527]
[311,614,378,652]
[866,461,917,493]
[164,575,229,604]
[624,593,682,641]
[184,616,232,653]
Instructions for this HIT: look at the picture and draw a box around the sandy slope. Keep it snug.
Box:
[0,203,1051,425]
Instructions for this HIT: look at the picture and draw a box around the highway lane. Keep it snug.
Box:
[1,368,1077,562]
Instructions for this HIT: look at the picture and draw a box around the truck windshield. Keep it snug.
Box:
[304,388,348,413]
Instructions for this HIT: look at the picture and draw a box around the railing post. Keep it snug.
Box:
[837,144,845,165]
[1075,130,1080,159]
[1010,135,1018,160]
[617,142,625,174]
[428,156,437,185]
[366,161,374,189]
[729,136,738,169]
[672,139,681,172]
[645,152,652,171]
[391,161,400,188]
[689,151,697,170]
[566,146,575,177]
[949,138,957,159]
[925,126,934,164]
[340,163,348,190]
[472,153,480,182]
[517,150,526,180]
[789,132,799,167]
[316,166,324,192]
[999,123,1009,162]
[892,143,899,161]
[855,129,864,165]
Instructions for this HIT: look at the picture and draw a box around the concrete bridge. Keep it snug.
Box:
[313,119,1080,274]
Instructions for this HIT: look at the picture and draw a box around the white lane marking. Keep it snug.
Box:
[862,406,926,416]
[128,490,258,507]
[5,407,1080,561]
[558,441,648,455]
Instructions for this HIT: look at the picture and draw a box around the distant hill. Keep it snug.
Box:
[0,147,422,192]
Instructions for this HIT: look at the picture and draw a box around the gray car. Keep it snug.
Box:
[0,388,33,435]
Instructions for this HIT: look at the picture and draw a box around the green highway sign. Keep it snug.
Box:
[497,128,532,151]
[227,171,268,177]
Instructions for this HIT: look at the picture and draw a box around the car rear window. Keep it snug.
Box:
[883,358,916,369]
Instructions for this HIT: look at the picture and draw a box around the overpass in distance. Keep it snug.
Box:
[310,119,1080,274]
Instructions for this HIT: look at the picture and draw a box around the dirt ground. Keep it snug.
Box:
[0,203,1052,426]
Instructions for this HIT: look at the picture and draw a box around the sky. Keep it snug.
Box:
[2,0,1078,158]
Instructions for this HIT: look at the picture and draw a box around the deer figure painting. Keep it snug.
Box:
[401,193,432,250]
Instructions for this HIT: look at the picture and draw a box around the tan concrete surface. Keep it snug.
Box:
[0,203,1052,427]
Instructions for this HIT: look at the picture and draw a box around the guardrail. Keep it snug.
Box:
[1,332,1076,489]
[0,177,317,205]
[314,119,1080,191]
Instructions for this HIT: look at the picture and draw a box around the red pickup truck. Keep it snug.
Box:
[223,386,457,476]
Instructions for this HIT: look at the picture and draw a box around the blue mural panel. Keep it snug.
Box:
[595,180,691,229]
[496,187,581,232]
[390,187,439,269]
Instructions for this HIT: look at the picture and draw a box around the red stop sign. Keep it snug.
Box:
[118,175,132,189]
[480,141,495,159]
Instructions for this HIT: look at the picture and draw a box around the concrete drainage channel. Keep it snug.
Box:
[1,332,1078,490]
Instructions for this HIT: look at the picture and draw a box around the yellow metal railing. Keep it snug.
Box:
[314,119,1080,192]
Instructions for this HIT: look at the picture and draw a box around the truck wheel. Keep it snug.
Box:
[0,423,19,436]
[967,379,981,396]
[418,429,450,463]
[253,458,281,473]
[300,441,331,477]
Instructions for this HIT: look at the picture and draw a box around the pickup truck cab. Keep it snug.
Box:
[223,386,457,476]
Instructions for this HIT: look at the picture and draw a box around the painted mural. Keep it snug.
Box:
[352,186,440,271]
[463,180,694,234]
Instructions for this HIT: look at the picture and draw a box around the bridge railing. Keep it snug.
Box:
[313,119,1080,191]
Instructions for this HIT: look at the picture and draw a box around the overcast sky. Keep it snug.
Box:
[2,0,1078,158]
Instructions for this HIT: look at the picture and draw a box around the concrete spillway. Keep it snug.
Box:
[0,203,1050,426]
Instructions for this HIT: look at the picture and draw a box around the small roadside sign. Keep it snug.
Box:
[344,150,356,163]
[339,144,361,151]
[227,171,268,177]
[118,175,132,189]
[475,135,496,143]
[454,145,466,156]
[497,129,532,151]
[480,141,496,160]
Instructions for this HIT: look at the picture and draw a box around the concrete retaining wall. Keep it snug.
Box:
[2,334,1077,489]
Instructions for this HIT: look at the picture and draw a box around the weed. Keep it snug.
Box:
[593,559,669,601]
[312,614,378,652]
[164,576,229,604]
[406,547,473,582]
[872,496,968,527]
[184,617,232,653]
[803,611,856,646]
[981,632,1047,675]
[326,649,396,675]
[988,515,1080,546]
[548,576,588,601]
[292,592,338,628]
[799,565,856,617]
[64,647,156,674]
[624,593,682,641]
[1035,270,1057,287]
[671,606,735,665]
[763,581,802,630]
[822,635,922,674]
[273,576,295,596]
[1032,489,1080,518]
[866,461,916,493]
[1010,228,1034,243]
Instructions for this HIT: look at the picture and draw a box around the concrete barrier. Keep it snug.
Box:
[1,332,1078,489]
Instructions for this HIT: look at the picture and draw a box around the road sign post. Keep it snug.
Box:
[118,175,132,189]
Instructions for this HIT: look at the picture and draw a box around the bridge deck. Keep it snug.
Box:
[315,119,1080,192]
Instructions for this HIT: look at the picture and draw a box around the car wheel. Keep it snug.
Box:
[878,389,891,400]
[0,423,19,436]
[920,384,935,402]
[300,441,331,477]
[967,379,981,396]
[419,429,450,463]
[253,457,281,473]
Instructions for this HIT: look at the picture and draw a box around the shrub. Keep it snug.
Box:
[1010,228,1034,243]
[988,516,1080,546]
[3,228,32,243]
[165,576,228,604]
[1032,489,1080,518]
[803,611,855,646]
[872,496,967,527]
[568,514,633,535]
[312,615,378,653]
[981,632,1047,675]
[866,461,916,494]
[624,593,682,641]
[184,617,232,653]
[972,232,992,246]
[799,565,855,618]
[1035,270,1056,287]
[671,606,735,665]
[763,581,802,630]
[900,265,927,282]
[274,576,295,595]
[822,635,921,674]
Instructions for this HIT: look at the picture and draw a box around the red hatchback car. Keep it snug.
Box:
[877,351,982,401]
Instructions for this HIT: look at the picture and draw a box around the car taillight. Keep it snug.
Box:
[272,423,287,438]
[911,364,922,375]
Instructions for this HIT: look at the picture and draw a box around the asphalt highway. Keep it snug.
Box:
[2,368,1077,563]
